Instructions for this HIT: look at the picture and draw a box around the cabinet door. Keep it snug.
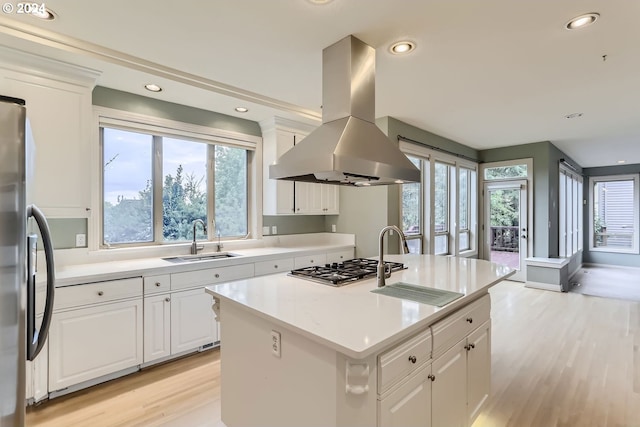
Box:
[143,294,171,363]
[432,340,467,427]
[321,185,339,214]
[171,288,217,354]
[3,72,92,217]
[275,130,295,214]
[49,299,143,391]
[467,321,491,426]
[379,365,431,427]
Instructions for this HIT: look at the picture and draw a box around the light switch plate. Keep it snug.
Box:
[262,226,270,235]
[271,330,281,358]
[75,234,86,247]
[271,225,277,235]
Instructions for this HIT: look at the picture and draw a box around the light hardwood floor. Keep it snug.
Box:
[27,281,640,427]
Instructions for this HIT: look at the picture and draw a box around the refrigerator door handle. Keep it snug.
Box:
[26,204,55,361]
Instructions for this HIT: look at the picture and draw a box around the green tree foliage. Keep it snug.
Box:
[490,189,519,227]
[162,164,207,242]
[214,146,247,237]
[484,165,527,180]
[103,180,153,244]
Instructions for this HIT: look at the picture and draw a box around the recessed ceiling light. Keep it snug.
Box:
[235,107,249,113]
[564,112,583,119]
[617,160,626,164]
[389,41,416,55]
[307,0,333,4]
[19,3,57,20]
[144,84,162,92]
[394,180,404,184]
[565,13,599,30]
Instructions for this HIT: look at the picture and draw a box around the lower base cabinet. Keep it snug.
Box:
[432,320,491,427]
[143,288,218,363]
[378,364,432,427]
[48,299,143,392]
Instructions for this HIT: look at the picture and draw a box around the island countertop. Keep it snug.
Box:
[206,254,514,359]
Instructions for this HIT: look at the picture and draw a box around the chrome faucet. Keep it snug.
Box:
[190,219,207,255]
[377,225,409,288]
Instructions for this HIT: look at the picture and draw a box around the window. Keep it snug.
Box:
[589,174,639,253]
[559,167,583,257]
[400,142,478,256]
[434,161,451,255]
[484,164,527,180]
[100,114,253,248]
[401,156,422,254]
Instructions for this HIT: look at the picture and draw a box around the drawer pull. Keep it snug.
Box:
[464,343,476,351]
[466,317,473,324]
[155,282,161,287]
[408,355,417,364]
[215,273,220,278]
[97,291,104,296]
[165,297,171,302]
[428,374,436,382]
[274,265,278,269]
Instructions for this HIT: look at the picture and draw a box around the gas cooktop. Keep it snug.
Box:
[289,258,405,286]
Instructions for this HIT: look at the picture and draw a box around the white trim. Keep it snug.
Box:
[95,106,260,150]
[588,173,639,254]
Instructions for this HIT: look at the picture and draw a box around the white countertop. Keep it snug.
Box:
[206,254,514,359]
[52,234,354,287]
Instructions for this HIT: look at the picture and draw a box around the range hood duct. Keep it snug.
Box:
[269,35,420,186]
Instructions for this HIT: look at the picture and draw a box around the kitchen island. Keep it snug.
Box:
[206,254,514,427]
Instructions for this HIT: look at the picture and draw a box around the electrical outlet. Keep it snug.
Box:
[262,226,270,236]
[271,225,277,235]
[271,330,281,358]
[331,224,336,233]
[75,234,86,247]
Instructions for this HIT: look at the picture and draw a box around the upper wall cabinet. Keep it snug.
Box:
[0,47,99,218]
[260,117,339,215]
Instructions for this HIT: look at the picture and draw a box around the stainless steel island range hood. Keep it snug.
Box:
[269,35,420,186]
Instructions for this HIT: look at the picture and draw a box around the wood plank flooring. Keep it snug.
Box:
[27,281,640,427]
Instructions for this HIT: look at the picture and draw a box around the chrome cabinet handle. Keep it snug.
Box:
[274,265,278,269]
[165,297,171,302]
[215,273,220,278]
[408,355,417,364]
[428,374,435,382]
[155,282,161,287]
[98,291,104,296]
[466,317,473,323]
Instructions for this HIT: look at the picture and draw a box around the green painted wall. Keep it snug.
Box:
[582,163,640,267]
[92,86,261,136]
[31,218,87,250]
[263,215,326,235]
[479,142,581,258]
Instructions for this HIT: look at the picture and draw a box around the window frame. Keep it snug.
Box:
[400,141,478,257]
[93,107,259,251]
[588,174,639,254]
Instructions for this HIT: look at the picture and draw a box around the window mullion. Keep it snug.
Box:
[208,145,216,241]
[153,136,163,243]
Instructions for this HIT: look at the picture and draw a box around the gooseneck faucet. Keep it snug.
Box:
[190,219,207,255]
[377,225,409,288]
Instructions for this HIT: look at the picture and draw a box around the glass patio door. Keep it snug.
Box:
[483,180,528,281]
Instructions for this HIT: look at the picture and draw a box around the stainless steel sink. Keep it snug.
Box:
[162,252,240,263]
[371,282,464,307]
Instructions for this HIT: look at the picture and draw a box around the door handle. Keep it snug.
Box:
[26,204,55,361]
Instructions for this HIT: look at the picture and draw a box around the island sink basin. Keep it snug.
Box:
[371,282,464,307]
[162,252,240,263]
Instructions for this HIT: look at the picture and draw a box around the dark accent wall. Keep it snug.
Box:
[93,86,261,136]
[478,141,581,258]
[582,163,640,267]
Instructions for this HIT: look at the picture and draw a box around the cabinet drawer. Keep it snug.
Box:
[171,263,254,291]
[254,258,294,276]
[55,277,142,310]
[144,274,171,294]
[378,328,432,394]
[293,254,327,269]
[326,249,354,264]
[431,294,490,357]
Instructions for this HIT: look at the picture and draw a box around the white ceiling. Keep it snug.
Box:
[2,0,639,168]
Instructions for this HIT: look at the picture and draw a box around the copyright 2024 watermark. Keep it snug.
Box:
[3,2,47,15]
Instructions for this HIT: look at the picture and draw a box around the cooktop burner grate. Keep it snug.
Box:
[289,258,405,286]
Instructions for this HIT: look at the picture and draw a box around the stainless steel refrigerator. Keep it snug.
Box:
[1,95,55,427]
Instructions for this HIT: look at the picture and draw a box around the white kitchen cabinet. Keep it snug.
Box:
[49,298,143,391]
[294,253,327,269]
[466,320,491,425]
[261,118,339,215]
[378,364,432,427]
[0,61,96,218]
[254,257,294,276]
[143,293,172,363]
[326,249,354,264]
[431,295,492,427]
[25,315,48,403]
[170,288,217,354]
